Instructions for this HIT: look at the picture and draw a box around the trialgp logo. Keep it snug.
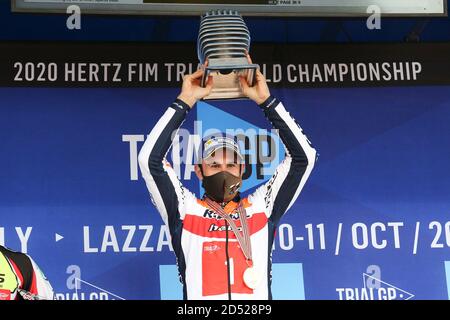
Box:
[123,101,285,194]
[336,265,414,300]
[55,265,125,300]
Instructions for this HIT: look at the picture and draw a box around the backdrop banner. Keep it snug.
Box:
[1,42,449,300]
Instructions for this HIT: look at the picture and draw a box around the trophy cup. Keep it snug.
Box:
[198,10,259,100]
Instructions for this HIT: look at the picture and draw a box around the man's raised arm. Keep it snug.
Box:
[240,60,317,224]
[138,69,213,226]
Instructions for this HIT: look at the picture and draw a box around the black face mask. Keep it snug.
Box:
[201,170,242,203]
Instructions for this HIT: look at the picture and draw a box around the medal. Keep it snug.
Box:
[243,266,261,289]
[205,198,259,290]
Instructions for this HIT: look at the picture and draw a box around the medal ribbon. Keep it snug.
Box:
[205,197,252,263]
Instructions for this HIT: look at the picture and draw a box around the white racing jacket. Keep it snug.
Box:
[0,246,54,300]
[138,96,317,300]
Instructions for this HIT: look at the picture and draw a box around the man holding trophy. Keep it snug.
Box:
[138,10,317,300]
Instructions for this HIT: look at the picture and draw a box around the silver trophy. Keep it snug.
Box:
[198,10,259,100]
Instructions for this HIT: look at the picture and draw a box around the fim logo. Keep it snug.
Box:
[336,266,414,300]
[54,265,125,300]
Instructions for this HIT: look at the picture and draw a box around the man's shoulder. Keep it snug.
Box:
[0,245,25,257]
[0,245,33,269]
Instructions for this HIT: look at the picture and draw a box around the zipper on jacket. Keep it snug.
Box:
[225,221,232,300]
